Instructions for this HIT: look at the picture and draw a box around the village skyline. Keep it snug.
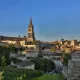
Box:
[0,0,80,41]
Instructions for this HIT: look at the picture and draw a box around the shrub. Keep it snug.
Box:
[2,67,43,80]
[30,58,55,73]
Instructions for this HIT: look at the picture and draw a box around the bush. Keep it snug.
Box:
[62,53,71,66]
[0,46,11,66]
[30,58,55,73]
[2,67,43,80]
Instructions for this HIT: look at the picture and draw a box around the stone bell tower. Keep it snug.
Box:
[27,17,35,42]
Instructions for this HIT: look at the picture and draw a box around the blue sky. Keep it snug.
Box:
[0,0,80,41]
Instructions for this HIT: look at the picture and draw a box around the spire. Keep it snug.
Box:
[30,16,32,25]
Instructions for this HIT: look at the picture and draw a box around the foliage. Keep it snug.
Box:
[37,53,43,58]
[0,72,3,80]
[2,67,43,80]
[10,57,22,63]
[7,44,24,52]
[19,47,25,51]
[30,58,55,73]
[26,42,32,45]
[62,53,71,66]
[32,74,65,80]
[37,49,43,58]
[0,46,11,66]
[64,48,71,53]
[1,56,6,71]
[25,46,28,49]
[14,74,27,80]
[8,44,15,52]
[50,47,56,52]
[26,41,37,45]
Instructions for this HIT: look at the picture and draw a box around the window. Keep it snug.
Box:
[29,29,31,31]
[28,33,32,38]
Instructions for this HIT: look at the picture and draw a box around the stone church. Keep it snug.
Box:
[27,17,35,42]
[0,17,37,49]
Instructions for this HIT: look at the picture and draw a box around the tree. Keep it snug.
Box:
[64,48,71,53]
[2,67,43,80]
[62,53,71,66]
[30,58,55,73]
[25,46,28,49]
[24,35,26,38]
[1,56,6,71]
[0,46,11,66]
[37,48,43,58]
[37,53,43,58]
[50,47,56,52]
[8,44,15,52]
[0,72,3,80]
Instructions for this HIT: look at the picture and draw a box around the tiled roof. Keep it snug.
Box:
[16,54,26,57]
[15,61,34,67]
[43,53,62,56]
[0,35,27,41]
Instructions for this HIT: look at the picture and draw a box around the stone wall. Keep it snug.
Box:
[67,60,80,80]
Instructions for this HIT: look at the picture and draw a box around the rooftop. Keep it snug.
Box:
[0,35,26,41]
[15,54,26,57]
[15,61,34,67]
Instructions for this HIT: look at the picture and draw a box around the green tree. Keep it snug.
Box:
[37,46,43,58]
[1,56,6,71]
[37,49,43,58]
[62,53,71,66]
[2,67,42,80]
[0,46,11,66]
[8,44,15,52]
[0,72,3,80]
[37,53,43,58]
[31,58,55,73]
[50,47,56,52]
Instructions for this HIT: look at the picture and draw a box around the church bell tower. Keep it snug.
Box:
[27,17,35,42]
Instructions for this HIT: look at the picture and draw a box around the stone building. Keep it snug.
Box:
[11,61,35,69]
[27,17,35,42]
[67,51,80,80]
[0,17,37,49]
[71,40,77,47]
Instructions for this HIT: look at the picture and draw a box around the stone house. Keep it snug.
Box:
[11,60,35,69]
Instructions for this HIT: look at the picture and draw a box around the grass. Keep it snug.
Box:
[32,74,65,80]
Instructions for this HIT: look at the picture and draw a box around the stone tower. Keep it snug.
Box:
[27,17,35,42]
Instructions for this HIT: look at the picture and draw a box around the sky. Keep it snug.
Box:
[0,0,80,41]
